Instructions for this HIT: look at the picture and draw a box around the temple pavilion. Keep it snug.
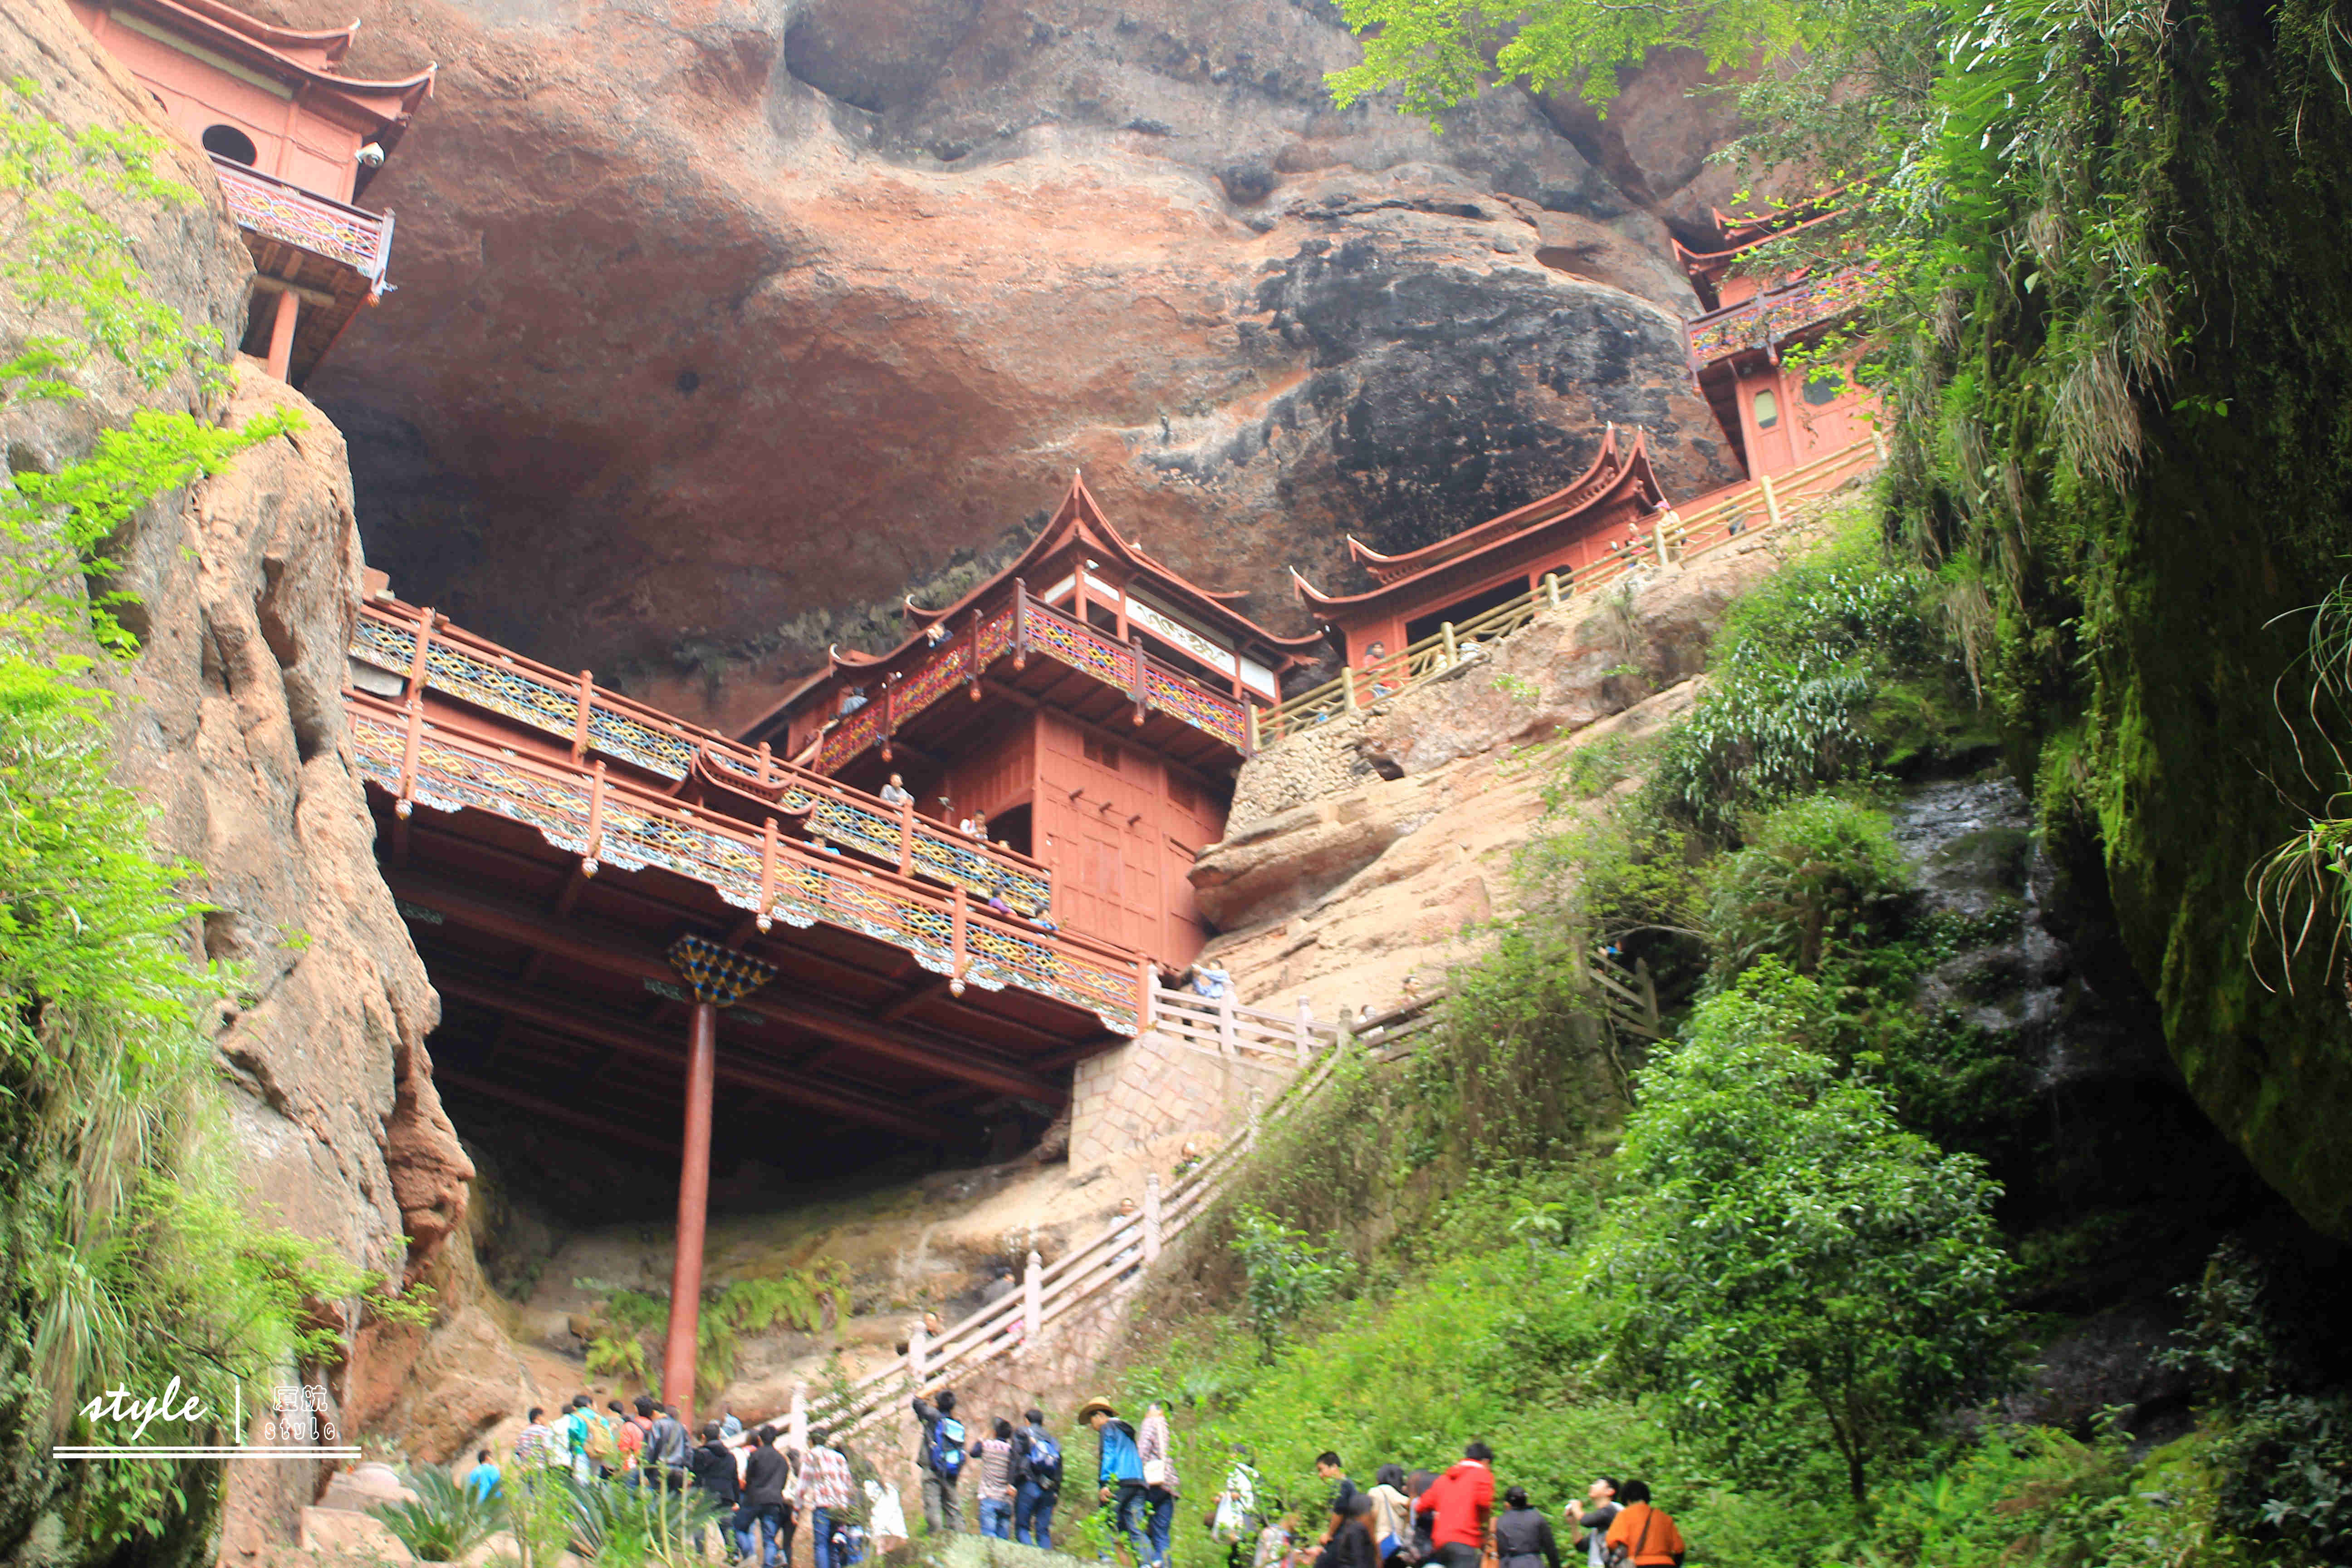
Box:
[738,475,1323,971]
[71,0,433,382]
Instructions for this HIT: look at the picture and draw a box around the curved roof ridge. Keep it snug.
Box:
[1348,425,1631,583]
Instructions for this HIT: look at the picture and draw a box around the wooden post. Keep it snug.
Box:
[583,762,608,874]
[402,603,436,704]
[897,797,915,877]
[1135,959,1153,1037]
[908,1325,929,1385]
[966,609,984,701]
[756,816,777,932]
[1130,635,1148,726]
[789,1386,808,1451]
[1872,428,1890,465]
[572,670,594,762]
[1013,578,1030,670]
[1544,572,1561,608]
[1760,470,1785,528]
[1022,1249,1043,1355]
[1341,665,1358,711]
[661,1000,718,1424]
[1218,995,1237,1060]
[396,698,424,817]
[1441,622,1458,664]
[1143,1172,1163,1264]
[1294,996,1313,1063]
[262,286,299,382]
[1654,519,1673,564]
[951,885,969,995]
[757,740,773,786]
[1246,701,1261,754]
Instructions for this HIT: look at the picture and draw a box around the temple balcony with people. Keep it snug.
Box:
[737,475,1324,973]
[69,0,433,383]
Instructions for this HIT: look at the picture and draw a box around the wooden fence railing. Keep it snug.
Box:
[1257,437,1884,745]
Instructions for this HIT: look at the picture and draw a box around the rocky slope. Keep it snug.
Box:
[2,4,470,1554]
[213,0,1776,729]
[1191,521,1825,1018]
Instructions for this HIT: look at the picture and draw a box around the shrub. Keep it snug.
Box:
[370,1468,500,1562]
[1705,795,1913,978]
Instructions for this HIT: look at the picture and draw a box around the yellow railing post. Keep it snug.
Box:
[1441,622,1457,664]
[1341,665,1358,711]
[1760,470,1785,529]
[1544,571,1561,608]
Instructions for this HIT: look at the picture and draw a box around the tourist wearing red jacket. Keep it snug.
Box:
[1412,1442,1496,1568]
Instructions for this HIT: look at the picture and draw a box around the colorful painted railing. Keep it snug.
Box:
[343,692,1145,1033]
[210,155,393,283]
[1260,436,1884,743]
[813,583,1252,774]
[1685,262,1888,367]
[349,602,1055,915]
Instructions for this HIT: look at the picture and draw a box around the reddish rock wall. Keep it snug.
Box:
[210,0,1783,729]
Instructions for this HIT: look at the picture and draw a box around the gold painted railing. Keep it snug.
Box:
[1258,438,1883,745]
[814,580,1254,774]
[349,601,1055,915]
[343,691,1148,1034]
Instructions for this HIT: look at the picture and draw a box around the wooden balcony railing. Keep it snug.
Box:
[349,601,1056,916]
[342,690,1147,1034]
[1259,436,1884,745]
[209,155,394,282]
[1685,263,1888,367]
[814,582,1255,774]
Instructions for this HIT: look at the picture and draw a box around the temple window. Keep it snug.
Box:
[201,123,258,164]
[1753,387,1781,430]
[1802,371,1844,407]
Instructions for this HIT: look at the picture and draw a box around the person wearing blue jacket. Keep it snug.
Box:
[1079,1397,1150,1566]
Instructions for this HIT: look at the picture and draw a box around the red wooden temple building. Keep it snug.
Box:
[71,0,432,382]
[1288,425,1666,671]
[1289,203,1883,673]
[738,475,1323,970]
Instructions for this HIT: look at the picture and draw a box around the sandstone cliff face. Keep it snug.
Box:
[3,4,471,1551]
[1195,528,1818,1018]
[208,0,1772,728]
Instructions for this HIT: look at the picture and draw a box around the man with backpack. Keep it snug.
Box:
[911,1387,966,1534]
[1013,1406,1063,1549]
[560,1395,616,1483]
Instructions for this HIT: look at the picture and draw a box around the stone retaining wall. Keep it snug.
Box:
[1067,1024,1300,1173]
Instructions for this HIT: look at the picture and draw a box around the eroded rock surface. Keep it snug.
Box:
[202,0,1780,728]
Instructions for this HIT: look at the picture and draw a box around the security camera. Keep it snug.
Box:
[355,142,386,168]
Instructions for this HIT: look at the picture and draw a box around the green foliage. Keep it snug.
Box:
[1582,962,2014,1501]
[371,1468,503,1562]
[1646,522,1942,838]
[1705,795,1912,977]
[2161,1243,2352,1563]
[1229,1205,1349,1362]
[570,1473,729,1565]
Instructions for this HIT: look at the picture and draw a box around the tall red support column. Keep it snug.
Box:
[662,999,718,1421]
[658,935,776,1425]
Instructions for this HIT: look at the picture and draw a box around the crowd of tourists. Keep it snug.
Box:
[499,1393,907,1566]
[906,1387,1684,1568]
[1210,1445,1687,1568]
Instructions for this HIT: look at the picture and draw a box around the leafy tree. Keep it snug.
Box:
[1581,962,2013,1502]
[1705,794,1912,977]
[1229,1204,1349,1361]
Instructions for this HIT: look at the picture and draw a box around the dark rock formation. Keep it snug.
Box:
[208,0,1774,730]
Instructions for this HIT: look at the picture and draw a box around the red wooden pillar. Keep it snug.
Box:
[662,999,717,1421]
[658,935,776,1423]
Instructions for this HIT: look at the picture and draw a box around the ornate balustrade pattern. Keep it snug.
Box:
[210,156,392,279]
[350,602,1054,915]
[1685,263,1888,367]
[1259,437,1883,744]
[813,588,1253,775]
[343,692,1143,1033]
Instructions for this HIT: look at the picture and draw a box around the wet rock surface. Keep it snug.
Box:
[213,0,1775,727]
